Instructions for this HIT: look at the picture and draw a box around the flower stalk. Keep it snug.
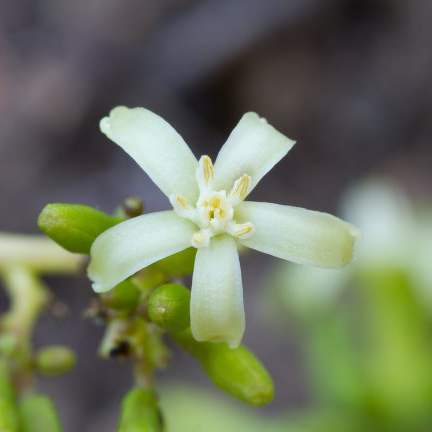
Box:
[0,233,83,274]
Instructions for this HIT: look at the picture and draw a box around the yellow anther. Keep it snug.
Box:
[191,229,211,248]
[192,232,204,244]
[229,174,250,203]
[202,155,214,185]
[176,194,189,209]
[230,222,255,239]
[212,197,221,208]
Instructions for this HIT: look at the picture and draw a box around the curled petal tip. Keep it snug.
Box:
[99,117,110,134]
[91,282,105,293]
[99,106,199,202]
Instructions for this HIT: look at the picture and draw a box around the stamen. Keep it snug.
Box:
[197,155,214,191]
[229,174,250,205]
[228,222,255,239]
[169,193,189,210]
[191,229,211,248]
[177,195,189,209]
[169,193,197,222]
[171,155,256,249]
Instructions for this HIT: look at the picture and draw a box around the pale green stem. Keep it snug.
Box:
[1,266,50,393]
[133,362,153,389]
[2,266,49,345]
[0,233,83,274]
[98,318,154,389]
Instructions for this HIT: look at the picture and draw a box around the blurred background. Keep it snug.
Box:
[1,0,432,430]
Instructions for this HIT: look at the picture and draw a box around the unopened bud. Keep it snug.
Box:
[118,388,162,432]
[119,196,144,219]
[35,345,76,376]
[171,329,274,406]
[148,284,190,332]
[154,248,196,275]
[38,203,124,254]
[19,393,62,432]
[102,279,139,311]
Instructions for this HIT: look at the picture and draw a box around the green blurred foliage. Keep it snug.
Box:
[159,179,432,431]
[266,180,432,431]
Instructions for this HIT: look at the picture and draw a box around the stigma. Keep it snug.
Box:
[170,155,255,248]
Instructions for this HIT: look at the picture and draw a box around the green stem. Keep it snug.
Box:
[2,267,49,344]
[0,233,83,274]
[1,266,50,393]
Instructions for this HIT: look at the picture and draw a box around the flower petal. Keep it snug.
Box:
[100,106,199,203]
[191,234,245,349]
[88,211,196,293]
[213,113,295,194]
[235,202,359,268]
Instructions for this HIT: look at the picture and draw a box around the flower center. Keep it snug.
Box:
[170,155,255,248]
[197,191,233,230]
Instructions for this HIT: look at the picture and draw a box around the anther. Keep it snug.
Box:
[228,222,255,239]
[229,174,250,204]
[191,229,211,248]
[197,155,215,190]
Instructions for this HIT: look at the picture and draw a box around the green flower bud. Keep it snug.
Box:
[19,394,62,432]
[117,388,162,432]
[35,346,76,376]
[154,247,196,275]
[38,203,124,254]
[171,329,274,406]
[119,196,144,218]
[148,284,190,332]
[101,279,140,311]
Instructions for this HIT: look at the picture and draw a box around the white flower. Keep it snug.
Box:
[88,106,359,348]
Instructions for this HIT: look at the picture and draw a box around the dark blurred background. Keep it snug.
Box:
[1,0,432,430]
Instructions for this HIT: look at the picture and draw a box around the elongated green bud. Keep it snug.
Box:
[148,284,190,332]
[117,388,162,432]
[35,346,76,376]
[172,329,274,406]
[38,203,124,254]
[19,394,62,432]
[154,248,196,275]
[0,360,20,431]
[101,279,139,311]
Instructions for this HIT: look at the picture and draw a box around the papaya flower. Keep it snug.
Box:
[88,107,359,348]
